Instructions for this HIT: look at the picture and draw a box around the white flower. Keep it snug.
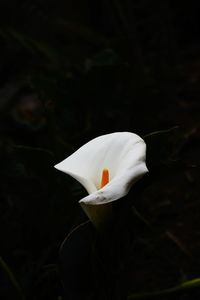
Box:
[54,132,148,228]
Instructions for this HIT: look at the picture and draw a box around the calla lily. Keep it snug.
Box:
[54,132,148,228]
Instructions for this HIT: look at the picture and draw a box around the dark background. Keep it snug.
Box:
[0,1,200,299]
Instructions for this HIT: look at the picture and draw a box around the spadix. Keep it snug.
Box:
[100,168,109,189]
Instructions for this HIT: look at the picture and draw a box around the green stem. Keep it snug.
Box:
[128,278,200,299]
[0,256,25,300]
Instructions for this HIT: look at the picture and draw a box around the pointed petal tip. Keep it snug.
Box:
[137,162,149,178]
[143,163,149,174]
[54,162,65,173]
[54,163,60,170]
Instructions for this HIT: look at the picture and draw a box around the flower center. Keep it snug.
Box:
[100,168,109,188]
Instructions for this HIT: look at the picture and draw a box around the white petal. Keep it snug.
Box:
[54,132,148,228]
[54,132,146,193]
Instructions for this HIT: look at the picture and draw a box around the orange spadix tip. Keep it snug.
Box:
[100,168,109,188]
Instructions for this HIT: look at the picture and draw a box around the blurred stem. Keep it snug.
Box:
[128,278,200,299]
[103,0,145,76]
[143,126,179,139]
[0,256,25,300]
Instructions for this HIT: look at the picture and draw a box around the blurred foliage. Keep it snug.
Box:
[0,0,200,299]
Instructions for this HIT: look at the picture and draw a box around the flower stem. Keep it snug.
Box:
[128,278,200,299]
[0,256,25,300]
